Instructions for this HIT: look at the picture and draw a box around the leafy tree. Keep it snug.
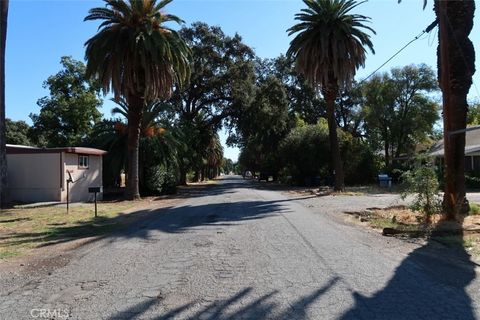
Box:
[280,120,377,186]
[235,76,292,178]
[29,56,102,147]
[169,22,256,183]
[467,102,480,126]
[287,0,375,191]
[335,82,365,138]
[268,55,324,124]
[84,0,191,200]
[363,64,439,169]
[5,119,32,146]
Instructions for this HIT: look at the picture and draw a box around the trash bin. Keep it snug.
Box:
[378,174,392,188]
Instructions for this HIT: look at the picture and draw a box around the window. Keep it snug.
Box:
[78,155,89,169]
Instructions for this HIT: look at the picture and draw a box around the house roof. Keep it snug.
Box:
[6,144,107,156]
[430,125,480,157]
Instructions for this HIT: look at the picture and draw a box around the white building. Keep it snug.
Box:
[6,144,107,203]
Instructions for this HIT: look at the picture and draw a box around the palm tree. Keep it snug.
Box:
[0,0,8,206]
[436,1,475,220]
[287,0,375,191]
[84,0,191,200]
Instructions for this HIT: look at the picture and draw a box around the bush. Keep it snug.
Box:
[142,165,178,196]
[279,121,378,186]
[469,203,480,215]
[279,123,330,185]
[400,159,442,222]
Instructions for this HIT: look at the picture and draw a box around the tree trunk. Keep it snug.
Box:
[324,89,345,191]
[125,94,144,200]
[0,0,8,207]
[437,0,475,219]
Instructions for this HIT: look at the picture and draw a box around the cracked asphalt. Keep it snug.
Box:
[1,176,479,319]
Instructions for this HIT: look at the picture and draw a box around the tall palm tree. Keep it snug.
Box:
[0,0,8,206]
[436,1,475,220]
[84,0,191,200]
[287,0,375,191]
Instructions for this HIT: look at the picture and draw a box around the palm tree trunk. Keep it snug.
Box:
[125,94,144,200]
[325,91,345,191]
[0,0,8,207]
[437,0,475,219]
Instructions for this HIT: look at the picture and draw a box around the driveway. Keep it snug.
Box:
[1,176,479,319]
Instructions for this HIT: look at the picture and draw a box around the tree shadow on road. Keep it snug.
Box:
[108,277,340,320]
[340,219,478,319]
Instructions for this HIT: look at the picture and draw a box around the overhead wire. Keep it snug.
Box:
[359,19,438,84]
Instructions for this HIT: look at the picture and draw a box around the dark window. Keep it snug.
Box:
[78,155,89,169]
[465,156,473,171]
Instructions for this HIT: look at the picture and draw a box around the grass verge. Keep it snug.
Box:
[0,201,140,260]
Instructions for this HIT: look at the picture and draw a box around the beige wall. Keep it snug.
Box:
[61,153,103,202]
[7,153,62,202]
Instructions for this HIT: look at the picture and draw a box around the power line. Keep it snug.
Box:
[359,19,438,84]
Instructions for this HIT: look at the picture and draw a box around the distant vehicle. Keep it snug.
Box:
[244,171,253,179]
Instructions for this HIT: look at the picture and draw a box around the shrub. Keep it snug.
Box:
[400,159,442,222]
[469,203,480,215]
[279,121,378,186]
[142,165,178,196]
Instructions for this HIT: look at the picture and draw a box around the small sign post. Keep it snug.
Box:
[88,187,102,217]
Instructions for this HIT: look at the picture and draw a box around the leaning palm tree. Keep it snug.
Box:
[287,0,375,191]
[84,0,191,200]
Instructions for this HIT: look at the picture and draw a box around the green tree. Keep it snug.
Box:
[5,119,32,146]
[169,22,256,183]
[287,0,375,191]
[0,0,8,206]
[29,56,102,147]
[235,76,292,178]
[363,64,439,170]
[84,0,191,200]
[467,102,480,125]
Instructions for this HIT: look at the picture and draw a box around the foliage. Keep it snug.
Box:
[400,159,442,221]
[469,203,480,216]
[362,64,439,170]
[279,123,330,185]
[5,118,32,146]
[235,76,292,177]
[84,0,191,199]
[467,102,480,126]
[143,164,177,195]
[167,22,254,182]
[279,121,377,186]
[84,0,191,101]
[286,0,375,90]
[287,0,375,191]
[267,55,323,124]
[29,56,102,147]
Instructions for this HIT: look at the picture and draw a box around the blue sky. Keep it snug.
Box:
[5,0,480,161]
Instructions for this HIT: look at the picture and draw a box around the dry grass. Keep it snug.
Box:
[345,205,480,259]
[0,201,149,260]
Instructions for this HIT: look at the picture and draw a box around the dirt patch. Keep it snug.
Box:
[344,206,480,260]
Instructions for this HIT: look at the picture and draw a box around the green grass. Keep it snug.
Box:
[469,203,480,215]
[0,201,139,260]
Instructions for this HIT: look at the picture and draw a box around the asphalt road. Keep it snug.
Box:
[1,176,479,319]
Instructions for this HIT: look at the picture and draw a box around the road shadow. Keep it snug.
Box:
[108,277,340,320]
[340,219,478,319]
[2,178,309,249]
